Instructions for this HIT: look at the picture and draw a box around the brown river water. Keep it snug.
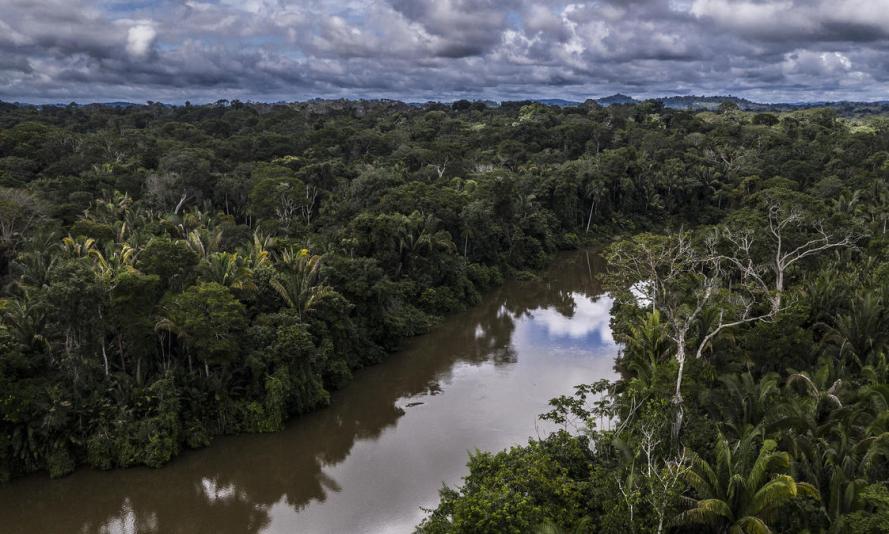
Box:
[0,250,618,534]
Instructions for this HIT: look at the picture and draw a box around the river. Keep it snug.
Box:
[0,250,618,534]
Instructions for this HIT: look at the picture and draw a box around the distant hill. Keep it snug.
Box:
[5,96,889,116]
[87,101,141,108]
[595,93,638,106]
[656,95,767,111]
[534,99,582,107]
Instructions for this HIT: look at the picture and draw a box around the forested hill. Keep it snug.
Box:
[0,100,887,492]
[8,95,889,114]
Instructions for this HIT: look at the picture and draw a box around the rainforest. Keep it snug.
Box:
[1,99,888,533]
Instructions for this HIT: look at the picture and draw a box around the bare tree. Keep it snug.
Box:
[639,425,690,534]
[274,195,298,226]
[0,187,45,259]
[717,201,855,313]
[433,156,449,179]
[607,232,718,406]
[614,423,690,534]
[609,211,846,413]
[702,145,752,179]
[766,203,854,309]
[145,172,189,213]
[300,184,319,227]
[173,192,189,215]
[607,230,778,431]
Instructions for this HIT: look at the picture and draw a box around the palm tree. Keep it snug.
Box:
[200,252,255,292]
[182,227,222,259]
[94,243,137,280]
[61,235,98,258]
[831,189,863,223]
[2,290,49,352]
[10,245,59,289]
[620,309,671,393]
[825,291,887,369]
[770,367,889,531]
[246,231,273,269]
[395,211,454,277]
[582,176,606,233]
[787,366,844,412]
[676,433,819,533]
[86,190,133,224]
[271,250,335,318]
[705,372,780,439]
[864,179,889,234]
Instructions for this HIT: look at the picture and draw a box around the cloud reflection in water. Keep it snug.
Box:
[516,293,616,352]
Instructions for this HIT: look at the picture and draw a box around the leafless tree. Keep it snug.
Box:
[145,172,189,213]
[607,231,776,428]
[639,425,690,534]
[765,203,854,309]
[717,202,855,313]
[274,195,298,226]
[300,184,319,227]
[433,156,449,179]
[615,423,690,534]
[608,232,719,405]
[0,187,45,258]
[702,145,752,179]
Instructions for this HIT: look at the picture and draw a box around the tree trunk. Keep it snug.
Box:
[672,336,687,441]
[673,338,686,404]
[174,192,188,215]
[101,342,109,376]
[117,335,126,374]
[774,268,784,312]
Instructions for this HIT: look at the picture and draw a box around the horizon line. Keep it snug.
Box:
[5,94,889,108]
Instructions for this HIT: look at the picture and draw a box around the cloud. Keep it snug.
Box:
[126,23,156,59]
[0,0,888,103]
[783,50,852,76]
[690,0,889,41]
[531,294,616,344]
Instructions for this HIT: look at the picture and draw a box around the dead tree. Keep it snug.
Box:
[718,202,854,313]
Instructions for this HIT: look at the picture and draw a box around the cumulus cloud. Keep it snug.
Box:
[126,23,156,59]
[690,0,889,40]
[0,0,888,103]
[783,50,852,76]
[531,293,616,344]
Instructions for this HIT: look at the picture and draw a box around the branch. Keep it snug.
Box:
[173,192,189,215]
[783,229,854,268]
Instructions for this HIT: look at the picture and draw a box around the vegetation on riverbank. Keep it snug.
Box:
[416,105,889,532]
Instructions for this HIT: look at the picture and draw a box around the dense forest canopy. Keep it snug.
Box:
[1,99,888,532]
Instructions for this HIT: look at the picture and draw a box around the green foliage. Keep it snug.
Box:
[677,434,819,532]
[138,236,198,290]
[839,484,889,533]
[158,282,247,371]
[1,98,888,531]
[417,432,598,534]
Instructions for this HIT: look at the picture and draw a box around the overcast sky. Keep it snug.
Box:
[2,0,889,104]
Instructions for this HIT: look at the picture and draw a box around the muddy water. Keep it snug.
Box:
[0,250,617,534]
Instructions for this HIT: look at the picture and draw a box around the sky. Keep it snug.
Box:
[2,0,889,104]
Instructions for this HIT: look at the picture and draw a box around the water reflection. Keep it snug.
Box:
[525,295,615,345]
[0,251,617,534]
